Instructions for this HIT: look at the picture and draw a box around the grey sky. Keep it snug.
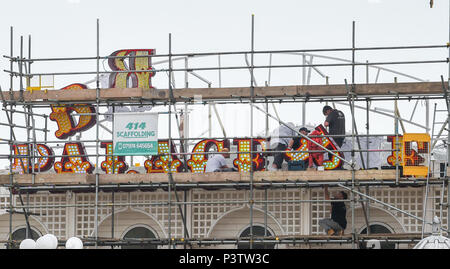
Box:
[0,0,449,167]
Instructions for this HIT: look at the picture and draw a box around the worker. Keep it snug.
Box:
[269,123,296,171]
[319,185,347,236]
[322,105,345,147]
[205,148,236,172]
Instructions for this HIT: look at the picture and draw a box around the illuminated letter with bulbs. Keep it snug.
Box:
[285,125,343,170]
[401,133,430,177]
[285,138,309,161]
[12,144,54,174]
[312,125,343,170]
[54,143,94,174]
[387,135,403,166]
[144,140,183,173]
[49,84,96,139]
[108,49,155,88]
[100,142,128,174]
[187,139,230,173]
[232,139,267,172]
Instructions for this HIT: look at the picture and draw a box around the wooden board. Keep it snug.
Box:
[5,88,145,102]
[0,173,91,185]
[95,170,398,184]
[0,170,398,186]
[143,82,444,100]
[4,81,443,102]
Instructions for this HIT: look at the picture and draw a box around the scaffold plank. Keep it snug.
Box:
[5,81,443,102]
[0,169,398,185]
[0,173,90,185]
[92,169,398,184]
[143,82,443,100]
[7,87,144,101]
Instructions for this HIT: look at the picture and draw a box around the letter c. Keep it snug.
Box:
[262,254,270,264]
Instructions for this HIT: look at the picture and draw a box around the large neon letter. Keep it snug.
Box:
[312,125,343,170]
[387,135,403,166]
[186,139,230,173]
[49,84,96,139]
[232,139,267,172]
[108,49,155,88]
[54,143,94,174]
[144,140,183,173]
[401,133,430,177]
[285,125,342,170]
[285,138,309,161]
[100,142,128,174]
[12,144,54,174]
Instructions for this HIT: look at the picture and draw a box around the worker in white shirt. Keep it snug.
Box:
[205,148,235,172]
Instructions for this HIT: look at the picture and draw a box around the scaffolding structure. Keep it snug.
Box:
[1,16,450,249]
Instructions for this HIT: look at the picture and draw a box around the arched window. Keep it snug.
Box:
[121,225,158,249]
[9,227,41,249]
[359,223,396,249]
[237,225,275,249]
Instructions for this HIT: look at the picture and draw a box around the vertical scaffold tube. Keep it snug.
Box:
[351,20,356,249]
[249,14,255,250]
[8,26,13,248]
[366,98,370,170]
[94,18,100,249]
[447,0,450,234]
[302,54,306,127]
[168,33,173,249]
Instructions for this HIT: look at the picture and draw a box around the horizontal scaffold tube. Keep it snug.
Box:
[4,44,447,62]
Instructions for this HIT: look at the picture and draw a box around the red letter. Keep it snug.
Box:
[309,125,343,170]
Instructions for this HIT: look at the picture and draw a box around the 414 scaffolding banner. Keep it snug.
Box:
[113,112,159,156]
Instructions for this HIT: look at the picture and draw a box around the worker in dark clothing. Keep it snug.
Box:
[319,185,347,236]
[322,105,345,147]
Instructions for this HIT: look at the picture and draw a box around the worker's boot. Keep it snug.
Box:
[327,229,335,236]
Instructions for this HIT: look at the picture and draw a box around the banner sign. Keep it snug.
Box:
[113,112,158,156]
